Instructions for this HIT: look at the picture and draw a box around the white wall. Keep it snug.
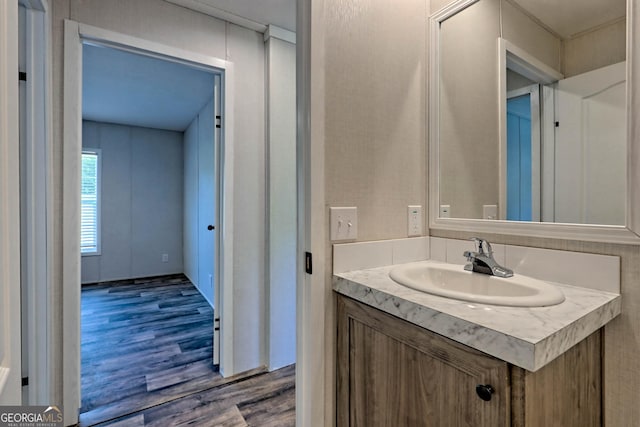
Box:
[81,121,184,283]
[265,31,296,370]
[183,97,216,306]
[226,23,266,374]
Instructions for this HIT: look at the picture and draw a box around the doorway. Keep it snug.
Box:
[78,42,223,424]
[506,84,541,222]
[63,21,236,424]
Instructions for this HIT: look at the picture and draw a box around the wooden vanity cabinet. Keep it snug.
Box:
[336,295,602,427]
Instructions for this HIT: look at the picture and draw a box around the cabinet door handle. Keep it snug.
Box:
[207,225,215,231]
[476,384,494,401]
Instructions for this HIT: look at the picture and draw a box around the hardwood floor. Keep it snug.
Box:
[80,274,295,426]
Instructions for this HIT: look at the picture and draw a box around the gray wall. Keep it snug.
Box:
[81,120,183,283]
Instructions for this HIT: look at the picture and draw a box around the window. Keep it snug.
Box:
[81,149,101,255]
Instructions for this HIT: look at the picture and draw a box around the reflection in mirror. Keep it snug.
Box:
[437,0,626,225]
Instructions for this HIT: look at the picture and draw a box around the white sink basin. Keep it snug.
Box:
[389,262,565,307]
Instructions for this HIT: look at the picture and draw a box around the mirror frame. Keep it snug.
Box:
[428,0,640,244]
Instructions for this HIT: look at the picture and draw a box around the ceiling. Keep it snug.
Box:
[82,44,216,132]
[83,0,295,132]
[512,0,626,39]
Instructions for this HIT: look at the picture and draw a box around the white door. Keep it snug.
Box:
[197,77,221,366]
[213,75,221,366]
[198,98,216,307]
[554,61,626,225]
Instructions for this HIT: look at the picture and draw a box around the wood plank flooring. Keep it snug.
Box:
[80,274,295,426]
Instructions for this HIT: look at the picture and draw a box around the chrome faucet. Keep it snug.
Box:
[463,237,513,278]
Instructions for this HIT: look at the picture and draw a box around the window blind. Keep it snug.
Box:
[81,150,100,254]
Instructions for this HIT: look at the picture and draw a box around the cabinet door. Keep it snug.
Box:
[337,296,510,427]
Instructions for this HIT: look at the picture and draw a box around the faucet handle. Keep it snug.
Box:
[470,237,492,255]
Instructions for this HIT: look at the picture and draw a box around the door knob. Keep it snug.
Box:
[207,225,215,231]
[475,384,494,401]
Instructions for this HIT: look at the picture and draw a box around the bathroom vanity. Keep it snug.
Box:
[337,295,601,426]
[334,260,620,426]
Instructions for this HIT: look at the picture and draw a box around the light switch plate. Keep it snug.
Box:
[330,207,358,241]
[440,205,451,218]
[407,205,423,236]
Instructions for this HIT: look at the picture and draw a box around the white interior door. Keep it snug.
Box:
[198,97,216,307]
[554,61,626,225]
[213,75,221,366]
[196,76,221,366]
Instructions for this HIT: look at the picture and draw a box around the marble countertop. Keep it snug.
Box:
[333,261,621,372]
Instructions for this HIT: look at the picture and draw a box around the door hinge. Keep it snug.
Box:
[305,252,313,275]
[22,377,29,387]
[215,115,221,129]
[19,71,27,82]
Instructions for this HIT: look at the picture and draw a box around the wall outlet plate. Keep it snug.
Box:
[330,207,358,241]
[483,204,498,220]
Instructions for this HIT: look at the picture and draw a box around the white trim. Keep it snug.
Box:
[540,84,555,222]
[627,0,640,235]
[62,20,82,424]
[264,25,296,44]
[164,0,268,33]
[63,20,236,422]
[0,0,22,405]
[429,0,478,21]
[297,0,327,425]
[429,3,640,245]
[20,0,52,406]
[503,39,563,85]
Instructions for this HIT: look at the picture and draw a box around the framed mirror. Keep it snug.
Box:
[429,0,640,243]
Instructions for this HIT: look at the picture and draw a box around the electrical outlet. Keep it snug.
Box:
[162,253,169,263]
[483,204,498,220]
[330,207,358,241]
[407,205,423,236]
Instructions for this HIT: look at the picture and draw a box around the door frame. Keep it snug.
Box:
[498,37,563,221]
[506,84,541,221]
[63,20,235,424]
[19,0,52,406]
[296,0,328,425]
[0,0,22,405]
